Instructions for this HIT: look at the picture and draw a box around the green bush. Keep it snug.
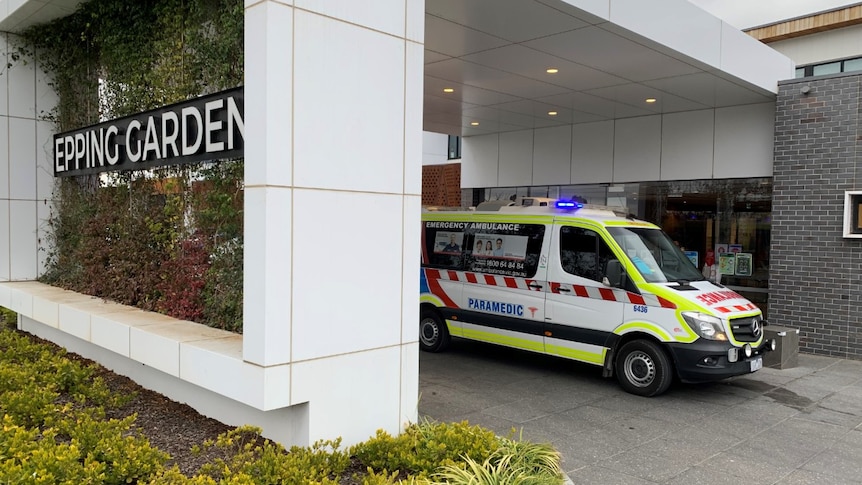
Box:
[0,306,15,329]
[0,327,564,484]
[351,421,501,477]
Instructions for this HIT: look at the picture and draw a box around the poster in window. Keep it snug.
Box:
[715,243,728,255]
[718,253,736,275]
[433,231,464,254]
[474,233,527,260]
[729,244,743,254]
[735,253,753,277]
[684,251,698,268]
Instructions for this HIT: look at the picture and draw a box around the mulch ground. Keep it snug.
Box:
[21,329,380,482]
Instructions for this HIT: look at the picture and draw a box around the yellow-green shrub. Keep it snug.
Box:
[351,421,501,477]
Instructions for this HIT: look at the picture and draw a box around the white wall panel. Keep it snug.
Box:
[9,200,36,280]
[720,22,794,93]
[770,25,862,67]
[0,200,8,281]
[0,116,8,200]
[242,185,292,366]
[610,0,721,69]
[0,34,7,116]
[35,120,54,201]
[422,132,449,165]
[35,53,58,121]
[243,1,293,188]
[461,134,499,188]
[294,11,405,194]
[296,0,405,38]
[532,125,571,185]
[292,347,401,446]
[7,44,35,119]
[498,130,533,187]
[714,103,774,179]
[292,189,403,361]
[404,42,424,196]
[660,110,714,181]
[613,116,661,183]
[8,118,36,200]
[572,120,613,184]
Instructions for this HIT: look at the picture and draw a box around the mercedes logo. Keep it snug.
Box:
[752,319,762,337]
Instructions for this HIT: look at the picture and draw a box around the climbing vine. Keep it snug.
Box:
[15,0,245,332]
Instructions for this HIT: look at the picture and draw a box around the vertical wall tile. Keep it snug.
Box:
[572,120,614,184]
[461,134,499,188]
[7,45,35,119]
[293,11,405,193]
[9,200,37,280]
[404,41,424,196]
[660,109,714,181]
[0,200,8,281]
[532,125,571,185]
[291,189,403,361]
[295,0,406,38]
[9,118,36,200]
[499,130,534,187]
[36,120,55,201]
[244,1,293,188]
[613,115,661,183]
[0,116,8,200]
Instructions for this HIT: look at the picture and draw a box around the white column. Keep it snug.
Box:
[0,32,54,282]
[243,0,424,445]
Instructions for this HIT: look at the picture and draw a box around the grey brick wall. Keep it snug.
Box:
[771,73,862,359]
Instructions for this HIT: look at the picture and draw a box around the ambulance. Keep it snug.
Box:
[419,199,775,397]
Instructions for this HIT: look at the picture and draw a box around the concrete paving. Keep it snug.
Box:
[418,339,862,484]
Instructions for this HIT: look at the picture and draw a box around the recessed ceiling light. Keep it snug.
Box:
[546,68,559,74]
[548,111,558,116]
[470,121,480,126]
[645,98,657,103]
[443,88,455,93]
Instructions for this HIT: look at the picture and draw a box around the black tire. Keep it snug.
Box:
[419,310,450,352]
[614,339,673,397]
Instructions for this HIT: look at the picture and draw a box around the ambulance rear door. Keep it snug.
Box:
[457,221,549,353]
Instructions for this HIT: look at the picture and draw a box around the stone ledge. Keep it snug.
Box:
[0,281,291,411]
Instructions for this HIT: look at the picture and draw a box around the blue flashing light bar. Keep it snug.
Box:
[555,200,583,210]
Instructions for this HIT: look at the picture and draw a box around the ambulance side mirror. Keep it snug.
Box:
[605,259,625,288]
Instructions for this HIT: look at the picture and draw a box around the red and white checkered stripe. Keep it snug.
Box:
[423,269,676,309]
[549,282,677,309]
[714,303,759,314]
[425,269,543,291]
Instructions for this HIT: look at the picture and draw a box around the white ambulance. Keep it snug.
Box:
[419,199,775,397]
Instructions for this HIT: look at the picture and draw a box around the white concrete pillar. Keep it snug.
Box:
[0,32,55,282]
[243,0,424,445]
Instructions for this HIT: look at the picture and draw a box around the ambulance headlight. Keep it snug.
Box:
[681,312,728,341]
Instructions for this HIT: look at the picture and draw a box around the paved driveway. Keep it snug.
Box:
[418,339,862,484]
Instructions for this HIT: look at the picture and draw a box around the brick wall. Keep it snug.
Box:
[771,73,862,359]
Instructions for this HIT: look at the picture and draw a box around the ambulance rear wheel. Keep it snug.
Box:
[615,340,673,397]
[419,310,450,352]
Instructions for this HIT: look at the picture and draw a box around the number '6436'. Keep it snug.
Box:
[633,305,648,313]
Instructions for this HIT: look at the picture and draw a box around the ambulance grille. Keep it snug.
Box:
[729,316,762,343]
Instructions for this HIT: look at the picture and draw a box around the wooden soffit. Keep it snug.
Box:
[746,3,862,43]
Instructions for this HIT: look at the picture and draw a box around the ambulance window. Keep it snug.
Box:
[560,227,614,283]
[466,223,545,278]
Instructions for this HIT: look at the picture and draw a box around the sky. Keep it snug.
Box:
[687,0,857,29]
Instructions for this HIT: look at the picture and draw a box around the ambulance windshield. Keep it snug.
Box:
[607,227,704,283]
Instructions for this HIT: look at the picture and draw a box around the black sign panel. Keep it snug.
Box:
[53,87,244,177]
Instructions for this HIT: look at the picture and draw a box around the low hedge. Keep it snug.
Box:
[0,321,563,484]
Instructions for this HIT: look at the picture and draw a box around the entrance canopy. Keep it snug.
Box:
[1,0,793,138]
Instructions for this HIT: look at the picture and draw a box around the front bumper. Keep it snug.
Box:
[667,339,775,383]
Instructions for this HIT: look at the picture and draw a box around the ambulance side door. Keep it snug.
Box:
[544,223,623,365]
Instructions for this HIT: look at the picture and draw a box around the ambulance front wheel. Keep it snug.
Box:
[615,340,673,397]
[419,310,450,352]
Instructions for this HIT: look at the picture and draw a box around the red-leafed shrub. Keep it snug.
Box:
[155,237,211,322]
